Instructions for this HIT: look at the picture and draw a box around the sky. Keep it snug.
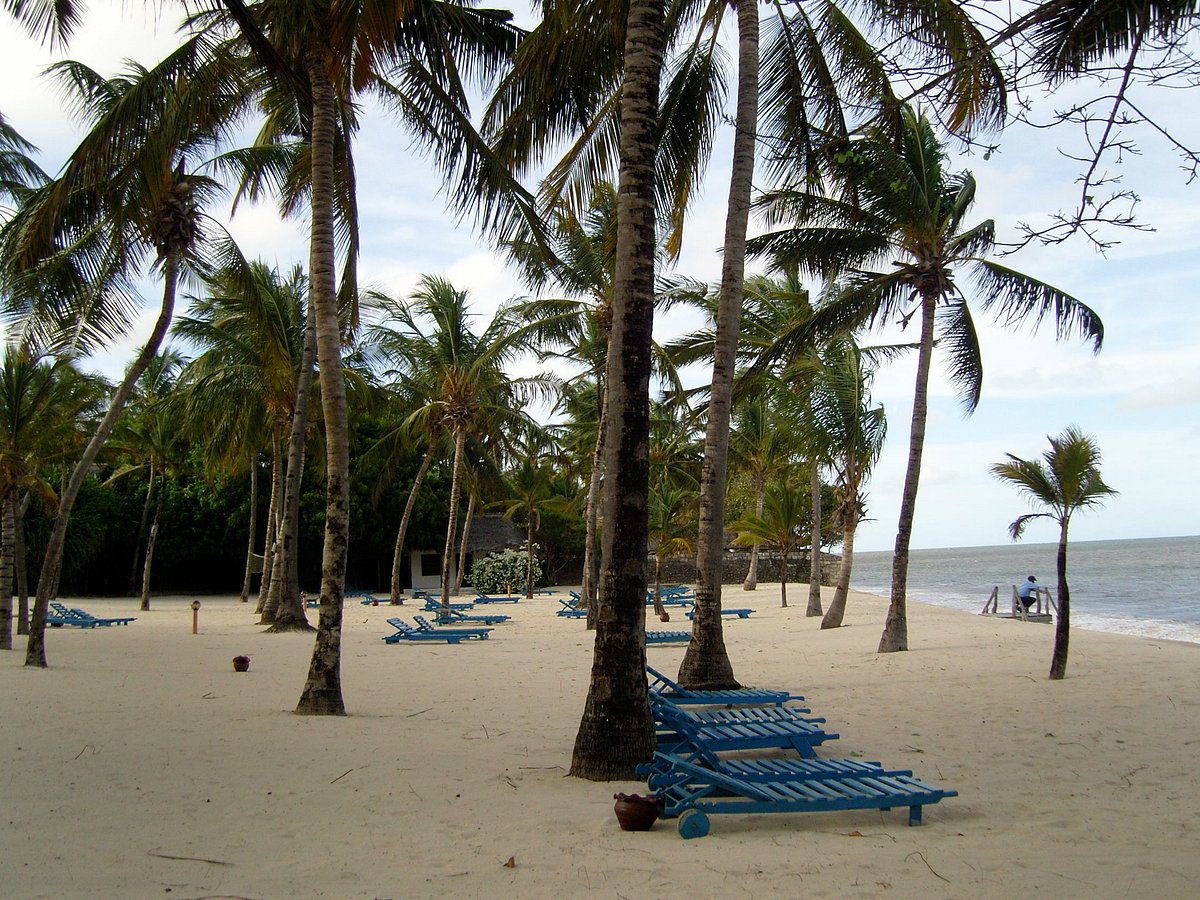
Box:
[1,2,1198,553]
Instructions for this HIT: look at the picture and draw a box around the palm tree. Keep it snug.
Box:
[0,350,96,648]
[992,426,1116,680]
[1,43,245,668]
[733,479,809,609]
[0,112,46,209]
[107,349,188,611]
[728,398,796,592]
[568,0,664,781]
[802,337,887,629]
[749,106,1104,654]
[364,276,538,607]
[647,481,696,619]
[175,259,309,624]
[496,455,556,599]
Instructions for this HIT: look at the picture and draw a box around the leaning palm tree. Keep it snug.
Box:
[1,41,247,668]
[749,105,1104,654]
[992,426,1116,680]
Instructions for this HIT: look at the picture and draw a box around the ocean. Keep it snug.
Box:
[848,534,1200,645]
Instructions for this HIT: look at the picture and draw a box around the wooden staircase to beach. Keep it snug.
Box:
[980,585,1056,623]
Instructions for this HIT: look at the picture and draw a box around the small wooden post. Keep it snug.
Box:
[191,599,201,634]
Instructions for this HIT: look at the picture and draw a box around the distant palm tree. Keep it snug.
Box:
[733,480,809,609]
[992,426,1116,680]
[364,276,540,607]
[0,350,97,648]
[750,106,1104,654]
[647,481,696,619]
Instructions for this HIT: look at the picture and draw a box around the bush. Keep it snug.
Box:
[470,547,542,594]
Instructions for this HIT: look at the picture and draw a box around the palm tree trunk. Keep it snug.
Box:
[680,0,758,692]
[1,488,14,650]
[779,549,789,608]
[878,290,937,653]
[1049,519,1071,679]
[524,513,535,599]
[583,380,607,628]
[296,42,350,715]
[240,454,259,603]
[440,427,467,607]
[128,460,156,596]
[16,493,29,635]
[25,249,181,668]
[455,491,476,595]
[807,462,823,616]
[256,429,282,614]
[139,483,166,611]
[742,480,764,590]
[269,303,317,632]
[390,435,436,604]
[570,0,663,781]
[653,557,665,619]
[821,520,857,629]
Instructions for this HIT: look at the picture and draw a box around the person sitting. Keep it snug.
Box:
[1016,575,1040,612]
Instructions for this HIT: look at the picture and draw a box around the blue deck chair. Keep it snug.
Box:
[474,591,520,604]
[645,630,691,644]
[646,665,800,706]
[47,604,98,628]
[423,597,475,612]
[383,618,470,644]
[642,752,957,838]
[651,696,835,758]
[53,602,136,626]
[412,615,492,640]
[435,606,510,626]
[557,598,588,618]
[683,603,753,619]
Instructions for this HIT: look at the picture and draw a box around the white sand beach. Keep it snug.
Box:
[3,585,1198,899]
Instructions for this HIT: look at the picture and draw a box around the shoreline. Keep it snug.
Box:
[4,584,1199,898]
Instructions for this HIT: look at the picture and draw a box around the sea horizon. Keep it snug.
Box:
[848,533,1200,645]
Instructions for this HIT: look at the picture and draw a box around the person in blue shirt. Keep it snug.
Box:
[1017,575,1040,611]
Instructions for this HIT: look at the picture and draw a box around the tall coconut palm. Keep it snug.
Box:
[749,106,1104,654]
[0,41,247,667]
[992,426,1116,679]
[568,0,664,781]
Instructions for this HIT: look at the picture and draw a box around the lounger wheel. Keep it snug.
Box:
[677,809,709,839]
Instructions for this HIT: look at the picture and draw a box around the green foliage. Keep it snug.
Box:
[470,546,542,594]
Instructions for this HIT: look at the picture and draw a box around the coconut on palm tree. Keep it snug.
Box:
[749,105,1104,653]
[992,426,1116,679]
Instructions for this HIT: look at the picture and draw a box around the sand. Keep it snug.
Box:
[2,584,1198,899]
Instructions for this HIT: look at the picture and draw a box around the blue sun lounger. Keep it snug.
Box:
[412,615,492,640]
[645,630,691,644]
[50,602,136,626]
[646,665,800,706]
[474,592,520,604]
[435,606,510,626]
[557,598,588,618]
[683,603,753,619]
[423,597,475,611]
[642,752,958,837]
[652,696,835,758]
[383,618,472,644]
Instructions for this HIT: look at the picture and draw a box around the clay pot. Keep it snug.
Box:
[659,612,670,623]
[232,655,251,673]
[613,793,659,831]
